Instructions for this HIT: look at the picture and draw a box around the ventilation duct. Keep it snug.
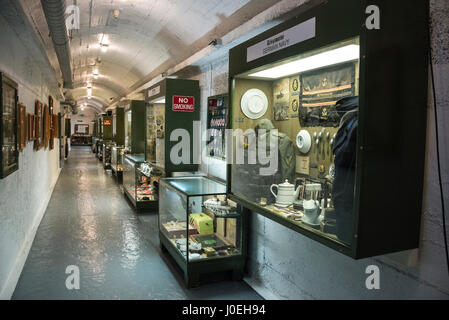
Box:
[41,0,73,89]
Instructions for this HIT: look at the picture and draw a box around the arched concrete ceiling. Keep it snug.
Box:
[68,0,283,109]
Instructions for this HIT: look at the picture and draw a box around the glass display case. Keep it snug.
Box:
[159,176,246,287]
[92,136,99,153]
[227,0,429,258]
[145,78,200,174]
[0,72,19,178]
[96,139,104,161]
[123,154,164,211]
[102,141,114,169]
[111,145,125,183]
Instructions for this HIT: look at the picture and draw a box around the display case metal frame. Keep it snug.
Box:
[226,0,429,259]
[0,72,19,179]
[159,176,247,288]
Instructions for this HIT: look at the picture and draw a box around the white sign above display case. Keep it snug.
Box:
[246,17,316,62]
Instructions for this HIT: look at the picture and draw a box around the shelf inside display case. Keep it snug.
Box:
[159,176,246,287]
[227,0,429,259]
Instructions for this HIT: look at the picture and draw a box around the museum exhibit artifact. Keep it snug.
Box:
[121,100,146,155]
[159,176,246,287]
[0,72,19,178]
[123,154,164,211]
[226,0,429,258]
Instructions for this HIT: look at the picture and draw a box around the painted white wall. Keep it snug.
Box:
[0,11,62,299]
[190,0,449,299]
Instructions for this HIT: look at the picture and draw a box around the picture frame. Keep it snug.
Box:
[49,95,54,150]
[74,124,89,134]
[34,100,43,151]
[18,103,27,151]
[28,113,35,141]
[43,104,50,149]
[0,71,19,178]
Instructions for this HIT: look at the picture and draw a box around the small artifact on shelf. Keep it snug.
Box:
[203,247,217,257]
[189,213,214,234]
[203,197,237,216]
[162,221,198,239]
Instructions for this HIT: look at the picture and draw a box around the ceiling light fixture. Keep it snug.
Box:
[248,44,360,79]
[100,43,109,53]
[151,97,166,104]
[87,88,92,95]
[93,69,99,79]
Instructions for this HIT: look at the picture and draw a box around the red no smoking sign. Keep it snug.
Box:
[172,96,195,112]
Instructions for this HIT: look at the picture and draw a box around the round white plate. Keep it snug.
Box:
[296,130,312,154]
[241,89,268,119]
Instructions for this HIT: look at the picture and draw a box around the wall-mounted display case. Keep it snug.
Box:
[159,176,246,287]
[0,72,19,179]
[111,145,125,183]
[206,94,228,160]
[227,0,429,259]
[145,78,200,174]
[123,154,164,211]
[121,100,146,154]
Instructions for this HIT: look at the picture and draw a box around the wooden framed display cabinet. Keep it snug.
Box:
[226,0,429,259]
[159,176,247,287]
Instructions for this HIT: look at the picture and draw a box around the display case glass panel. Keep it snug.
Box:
[125,110,132,150]
[0,73,18,178]
[159,177,242,263]
[123,154,164,210]
[102,141,114,168]
[111,146,125,173]
[231,37,359,248]
[145,103,165,168]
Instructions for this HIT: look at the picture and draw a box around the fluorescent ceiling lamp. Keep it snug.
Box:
[87,88,92,95]
[100,43,109,53]
[151,97,165,104]
[248,44,360,79]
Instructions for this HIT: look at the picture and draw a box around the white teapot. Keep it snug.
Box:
[270,180,300,206]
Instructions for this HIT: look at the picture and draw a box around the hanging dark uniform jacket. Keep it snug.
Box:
[332,97,358,245]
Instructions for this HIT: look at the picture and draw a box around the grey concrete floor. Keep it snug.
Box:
[13,146,262,300]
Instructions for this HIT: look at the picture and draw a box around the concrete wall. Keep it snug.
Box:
[190,0,449,299]
[0,8,62,299]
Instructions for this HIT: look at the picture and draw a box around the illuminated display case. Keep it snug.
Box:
[145,78,200,174]
[0,72,18,179]
[227,0,429,258]
[111,145,125,183]
[96,139,104,160]
[123,154,164,211]
[159,176,246,287]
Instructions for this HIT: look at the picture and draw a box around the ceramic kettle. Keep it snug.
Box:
[270,180,300,206]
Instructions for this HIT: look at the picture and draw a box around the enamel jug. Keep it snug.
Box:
[270,180,301,206]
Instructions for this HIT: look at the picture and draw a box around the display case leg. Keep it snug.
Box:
[185,272,200,288]
[231,269,243,281]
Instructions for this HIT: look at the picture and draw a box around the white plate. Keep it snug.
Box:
[296,130,312,154]
[241,89,268,119]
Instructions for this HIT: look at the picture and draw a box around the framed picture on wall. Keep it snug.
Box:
[34,100,43,151]
[53,114,59,140]
[49,95,54,150]
[74,124,89,134]
[43,104,50,149]
[0,72,19,178]
[28,113,35,141]
[18,103,27,151]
